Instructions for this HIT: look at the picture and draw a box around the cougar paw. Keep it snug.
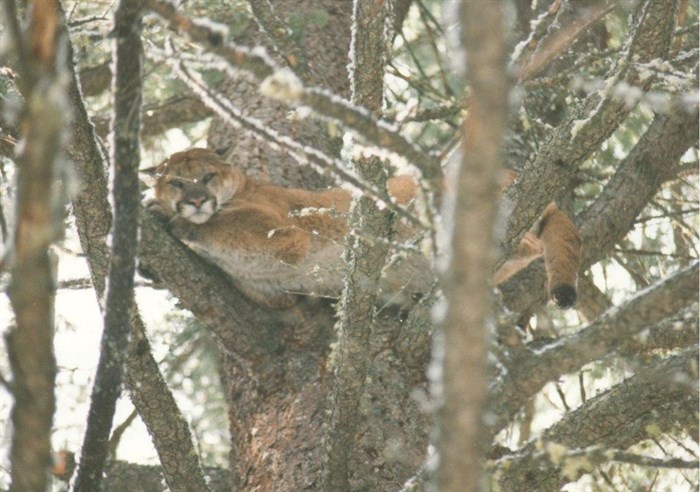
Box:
[550,283,577,309]
[169,219,198,241]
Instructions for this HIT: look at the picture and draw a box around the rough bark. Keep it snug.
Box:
[496,348,699,491]
[498,102,699,314]
[59,9,213,491]
[491,262,699,435]
[323,1,393,489]
[503,0,679,259]
[74,2,143,489]
[19,1,693,491]
[137,2,433,490]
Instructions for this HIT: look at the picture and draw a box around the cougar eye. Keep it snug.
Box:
[169,179,184,189]
[202,172,216,184]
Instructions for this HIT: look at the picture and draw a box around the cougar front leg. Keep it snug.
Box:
[537,202,582,308]
[169,217,202,243]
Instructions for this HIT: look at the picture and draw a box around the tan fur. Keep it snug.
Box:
[144,148,427,308]
[145,148,581,309]
[493,200,582,307]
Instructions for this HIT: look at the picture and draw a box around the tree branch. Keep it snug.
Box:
[165,58,423,229]
[247,0,309,78]
[143,0,441,187]
[78,61,111,97]
[323,1,393,488]
[435,2,507,491]
[59,9,214,491]
[491,262,698,435]
[577,105,700,268]
[496,348,699,491]
[100,461,233,492]
[92,95,213,139]
[498,101,699,314]
[74,1,143,489]
[503,0,679,260]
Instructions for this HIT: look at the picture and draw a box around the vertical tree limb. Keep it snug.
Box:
[435,2,507,491]
[5,1,63,490]
[55,6,213,491]
[73,1,143,489]
[322,1,392,489]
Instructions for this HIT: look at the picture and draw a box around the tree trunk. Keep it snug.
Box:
[204,2,431,489]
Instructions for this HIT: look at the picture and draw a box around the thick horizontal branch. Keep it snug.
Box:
[491,262,698,434]
[138,213,286,360]
[616,308,698,357]
[143,0,441,185]
[496,348,699,491]
[99,461,232,492]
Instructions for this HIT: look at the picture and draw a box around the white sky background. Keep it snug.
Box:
[0,129,201,485]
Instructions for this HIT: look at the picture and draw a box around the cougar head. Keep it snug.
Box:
[142,148,244,224]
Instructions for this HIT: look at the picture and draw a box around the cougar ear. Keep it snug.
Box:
[139,166,160,187]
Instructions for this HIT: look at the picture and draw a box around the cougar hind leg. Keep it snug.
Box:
[537,203,582,309]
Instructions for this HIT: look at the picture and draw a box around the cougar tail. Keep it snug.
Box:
[538,203,582,309]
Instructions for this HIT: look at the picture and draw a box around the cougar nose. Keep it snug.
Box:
[187,196,207,208]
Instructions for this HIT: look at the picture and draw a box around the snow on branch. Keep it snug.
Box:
[144,0,441,186]
[162,53,425,229]
[495,348,698,491]
[502,0,680,261]
[491,261,699,435]
[322,0,395,488]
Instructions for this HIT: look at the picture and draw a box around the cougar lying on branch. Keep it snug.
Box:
[142,148,581,309]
